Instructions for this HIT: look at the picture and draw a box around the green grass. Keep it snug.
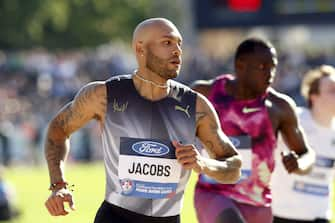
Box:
[2,163,197,223]
[3,163,334,223]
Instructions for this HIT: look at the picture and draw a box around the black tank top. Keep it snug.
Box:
[101,74,197,217]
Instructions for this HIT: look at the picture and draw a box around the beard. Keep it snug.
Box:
[146,48,180,80]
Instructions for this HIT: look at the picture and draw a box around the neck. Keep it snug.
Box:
[229,79,264,100]
[132,69,170,101]
[311,106,335,128]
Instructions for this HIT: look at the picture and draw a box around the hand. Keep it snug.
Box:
[173,141,204,173]
[45,188,75,216]
[281,150,299,173]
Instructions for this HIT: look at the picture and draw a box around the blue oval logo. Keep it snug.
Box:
[132,141,170,156]
[229,137,240,147]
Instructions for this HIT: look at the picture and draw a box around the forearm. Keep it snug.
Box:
[45,124,70,184]
[200,155,242,184]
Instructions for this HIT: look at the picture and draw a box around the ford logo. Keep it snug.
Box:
[132,141,170,156]
[229,137,240,147]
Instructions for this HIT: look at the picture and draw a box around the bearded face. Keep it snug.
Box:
[145,47,181,80]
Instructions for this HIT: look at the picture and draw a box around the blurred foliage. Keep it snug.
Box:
[0,0,182,50]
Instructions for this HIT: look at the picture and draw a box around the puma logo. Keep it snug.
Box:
[175,105,190,118]
[113,99,128,112]
[242,107,261,114]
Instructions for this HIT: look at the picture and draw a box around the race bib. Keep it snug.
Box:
[200,135,252,184]
[293,156,335,196]
[118,137,181,199]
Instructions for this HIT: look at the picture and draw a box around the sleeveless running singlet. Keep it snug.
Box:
[272,107,335,220]
[101,75,196,217]
[196,74,276,207]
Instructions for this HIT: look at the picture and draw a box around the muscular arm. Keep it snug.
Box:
[45,82,107,184]
[273,92,315,174]
[195,93,242,183]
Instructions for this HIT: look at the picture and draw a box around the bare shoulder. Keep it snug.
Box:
[267,88,297,112]
[191,79,214,97]
[267,88,298,127]
[73,81,107,119]
[48,81,107,138]
[195,91,218,126]
[195,91,213,111]
[76,81,106,98]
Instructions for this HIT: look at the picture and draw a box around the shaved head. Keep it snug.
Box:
[132,18,180,50]
[132,18,183,80]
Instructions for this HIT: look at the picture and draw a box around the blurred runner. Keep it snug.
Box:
[192,38,315,223]
[272,65,335,223]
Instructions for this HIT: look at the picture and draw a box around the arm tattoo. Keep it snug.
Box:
[45,138,68,182]
[207,121,235,159]
[45,84,104,182]
[54,86,102,134]
[74,87,96,116]
[53,108,75,133]
[196,111,207,124]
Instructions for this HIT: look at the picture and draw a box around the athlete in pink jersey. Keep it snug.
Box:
[192,38,315,223]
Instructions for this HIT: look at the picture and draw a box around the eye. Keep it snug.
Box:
[163,40,171,45]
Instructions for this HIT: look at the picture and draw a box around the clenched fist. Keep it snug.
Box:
[281,150,299,173]
[173,141,204,173]
[45,188,75,216]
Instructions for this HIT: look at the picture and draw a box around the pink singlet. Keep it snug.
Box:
[195,75,277,223]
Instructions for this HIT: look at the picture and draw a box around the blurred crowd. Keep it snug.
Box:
[0,42,334,166]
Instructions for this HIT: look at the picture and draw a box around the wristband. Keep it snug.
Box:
[49,181,69,191]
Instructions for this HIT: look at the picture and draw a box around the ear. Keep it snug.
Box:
[309,93,318,104]
[135,41,145,57]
